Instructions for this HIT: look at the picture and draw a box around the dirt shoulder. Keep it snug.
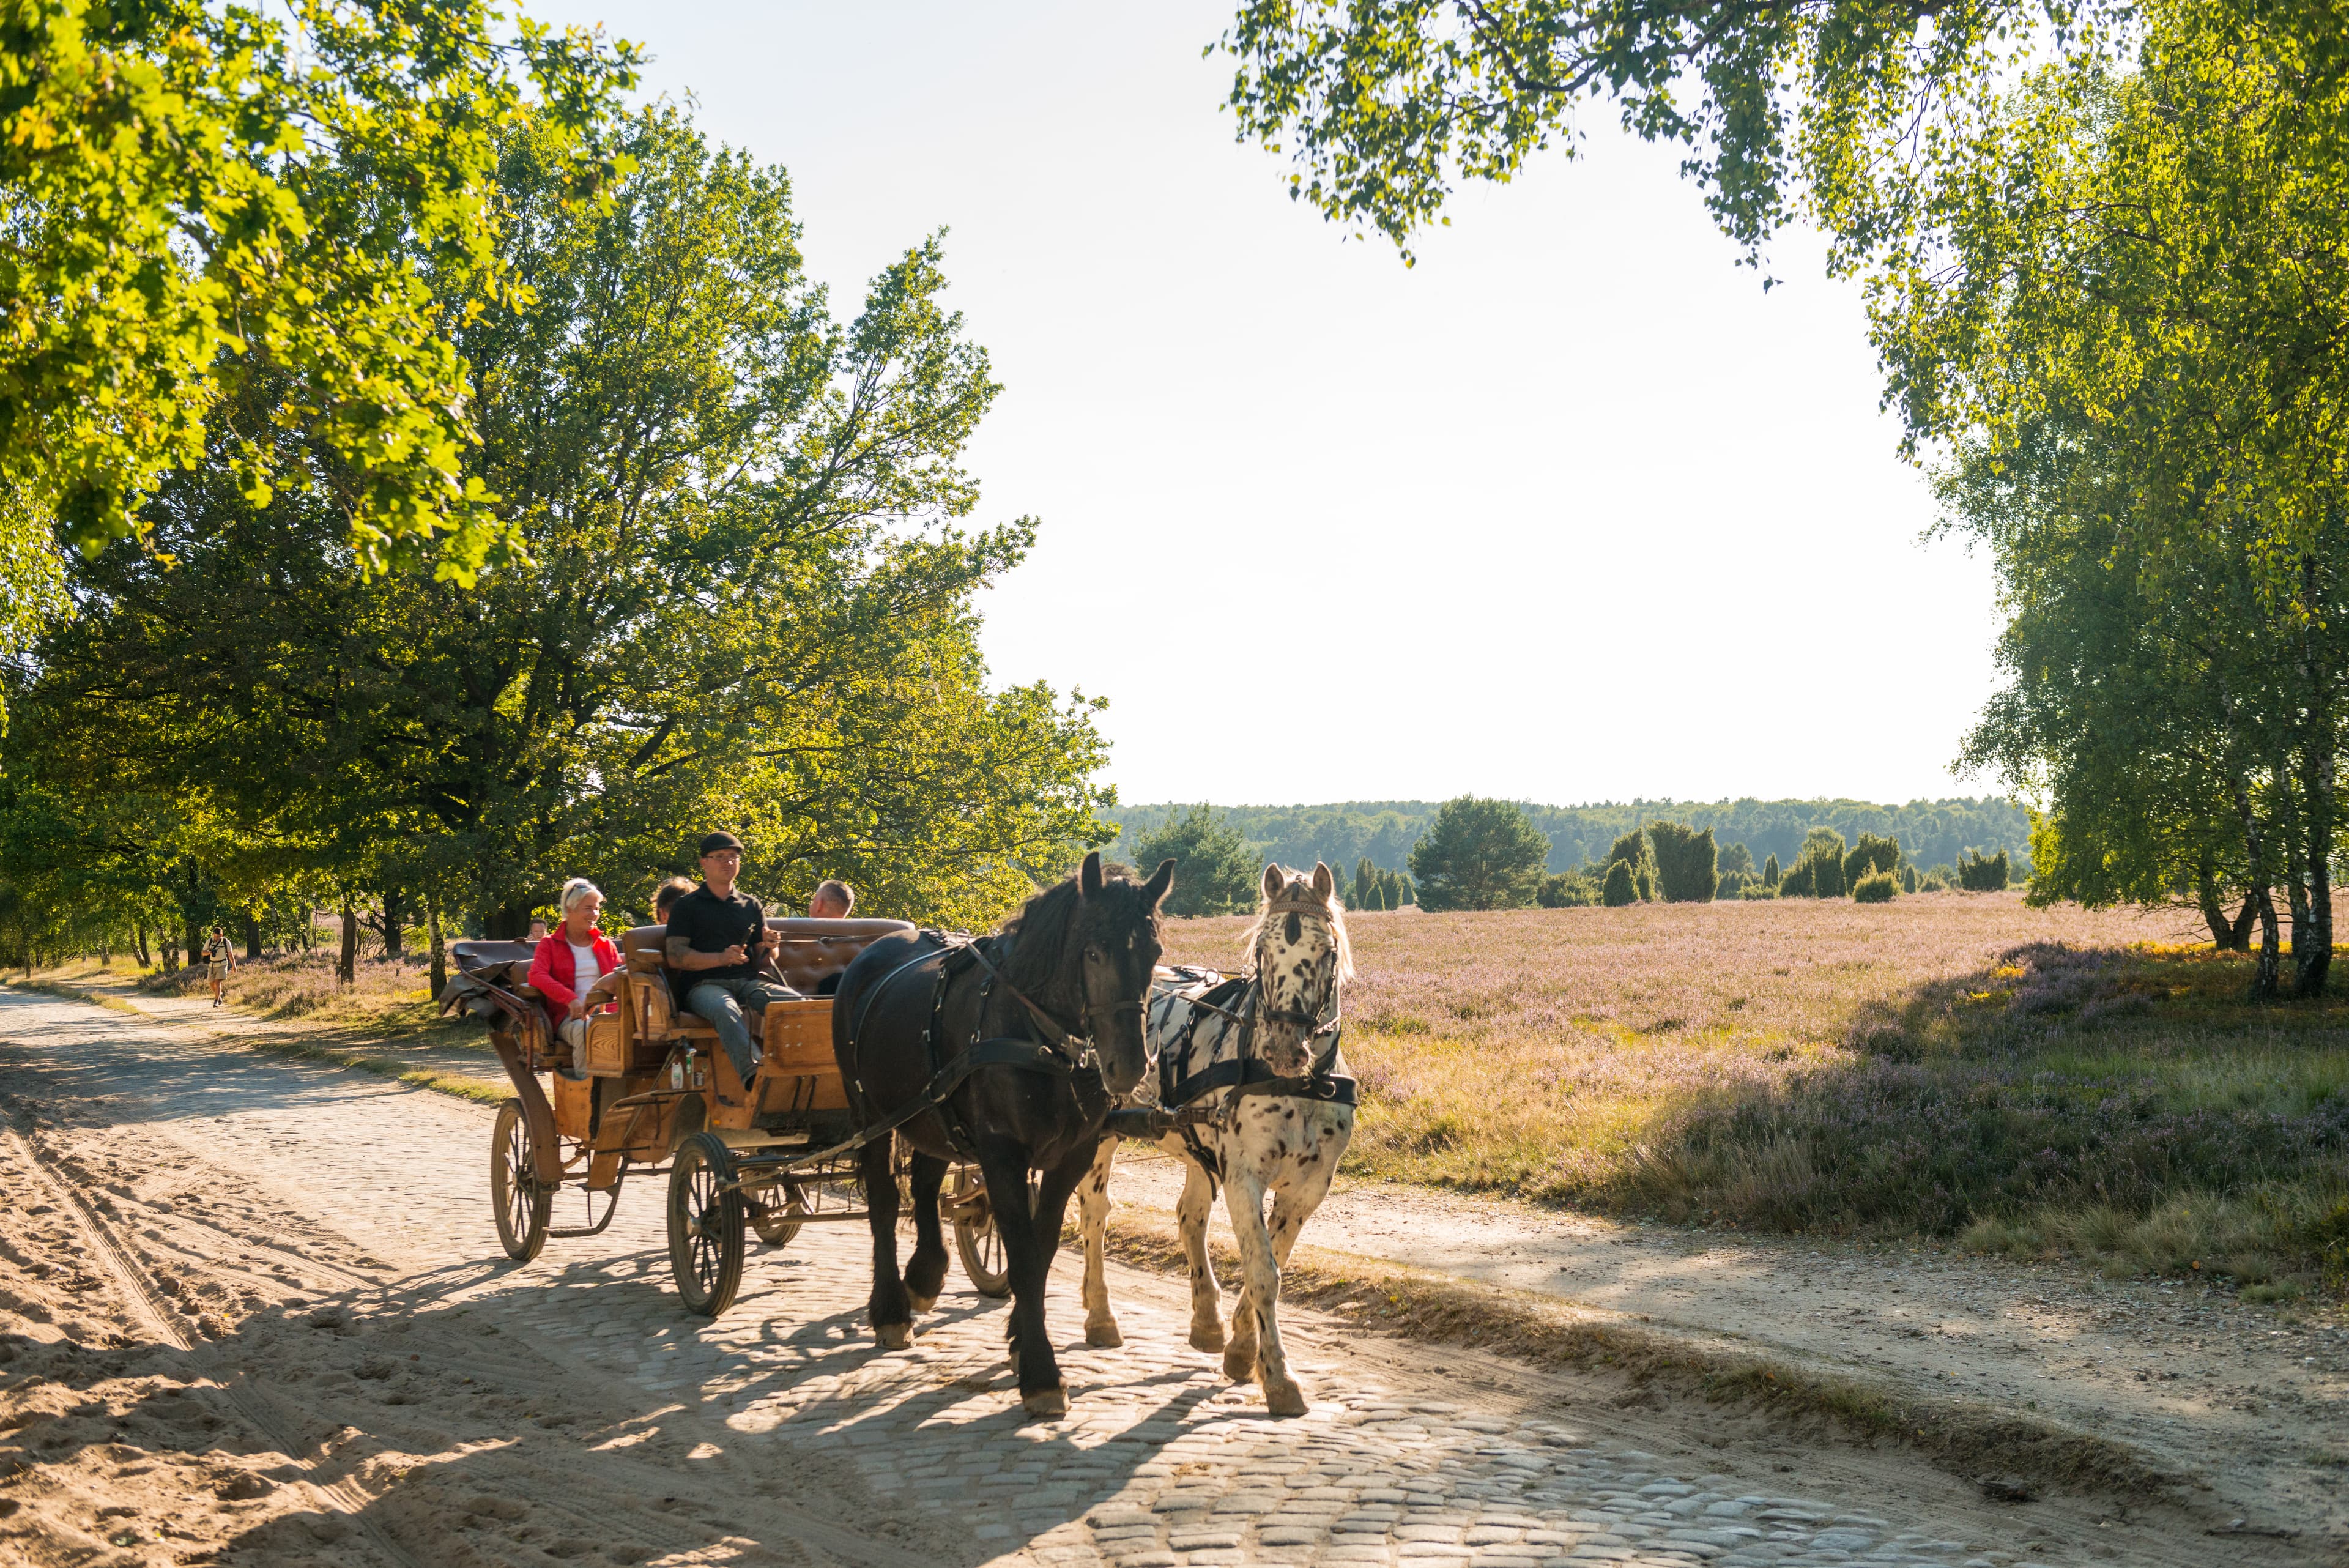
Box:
[1105,1150,2348,1547]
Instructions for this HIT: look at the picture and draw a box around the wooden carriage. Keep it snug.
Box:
[443,916,1013,1314]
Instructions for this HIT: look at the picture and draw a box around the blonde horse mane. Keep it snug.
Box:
[1238,864,1354,984]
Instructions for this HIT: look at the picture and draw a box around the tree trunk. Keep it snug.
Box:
[484,903,534,941]
[2251,883,2283,1000]
[336,893,358,987]
[242,910,262,961]
[428,905,448,1001]
[2225,757,2284,1000]
[380,887,406,960]
[2195,864,2235,948]
[2295,551,2336,998]
[133,920,150,968]
[2230,894,2258,952]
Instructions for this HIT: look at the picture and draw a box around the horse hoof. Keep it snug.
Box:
[1085,1321,1123,1348]
[908,1293,937,1313]
[1222,1346,1257,1383]
[1021,1383,1069,1419]
[1264,1380,1308,1418]
[1189,1323,1226,1353]
[876,1322,913,1350]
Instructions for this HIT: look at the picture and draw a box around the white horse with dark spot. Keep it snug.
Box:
[1077,862,1355,1416]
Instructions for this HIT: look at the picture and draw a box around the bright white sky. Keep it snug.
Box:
[533,0,2005,809]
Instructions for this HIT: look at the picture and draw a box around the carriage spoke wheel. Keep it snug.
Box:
[751,1178,811,1247]
[952,1167,1037,1300]
[491,1100,552,1263]
[667,1132,746,1317]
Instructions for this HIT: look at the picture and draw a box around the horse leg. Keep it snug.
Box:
[978,1142,1067,1418]
[1222,1164,1303,1414]
[1248,1159,1337,1416]
[1219,1169,1264,1383]
[1176,1153,1226,1353]
[862,1135,915,1350]
[1078,1138,1122,1348]
[904,1150,951,1313]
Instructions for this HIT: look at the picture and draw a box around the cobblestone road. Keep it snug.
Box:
[0,989,2248,1568]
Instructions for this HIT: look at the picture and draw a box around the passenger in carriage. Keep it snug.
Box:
[665,831,801,1083]
[655,875,696,922]
[527,878,623,1072]
[807,880,855,994]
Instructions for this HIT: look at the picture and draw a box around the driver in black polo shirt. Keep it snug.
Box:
[663,831,801,1082]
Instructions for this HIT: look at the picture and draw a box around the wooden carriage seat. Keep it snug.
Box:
[619,917,914,1044]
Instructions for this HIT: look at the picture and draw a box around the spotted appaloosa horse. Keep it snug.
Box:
[1077,862,1354,1416]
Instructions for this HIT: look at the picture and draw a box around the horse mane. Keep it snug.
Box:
[1000,866,1164,998]
[1239,866,1354,983]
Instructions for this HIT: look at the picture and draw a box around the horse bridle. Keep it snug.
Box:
[1162,897,1346,1105]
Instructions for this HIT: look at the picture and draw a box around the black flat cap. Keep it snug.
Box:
[697,831,744,856]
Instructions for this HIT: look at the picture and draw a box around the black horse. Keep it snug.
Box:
[832,850,1172,1418]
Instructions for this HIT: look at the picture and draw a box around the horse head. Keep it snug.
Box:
[1008,850,1171,1098]
[1244,861,1354,1074]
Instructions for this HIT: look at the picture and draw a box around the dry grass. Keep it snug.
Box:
[1163,893,2349,1290]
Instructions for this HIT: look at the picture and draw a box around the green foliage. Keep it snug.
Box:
[1901,863,1920,893]
[1537,869,1599,908]
[1408,797,1549,911]
[1718,841,1755,878]
[1351,855,1413,913]
[1762,853,1780,886]
[1739,879,1777,899]
[1603,828,1657,902]
[2,106,1108,945]
[0,0,638,582]
[1842,833,1901,887]
[1646,820,1718,904]
[1134,807,1257,917]
[1215,0,2092,265]
[1959,850,2013,892]
[1600,858,1638,908]
[1852,870,1900,904]
[1777,856,1815,898]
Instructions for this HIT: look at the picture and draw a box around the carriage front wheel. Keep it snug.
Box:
[952,1166,1036,1300]
[667,1132,747,1316]
[491,1099,553,1263]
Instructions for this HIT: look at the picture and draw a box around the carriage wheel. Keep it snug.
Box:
[491,1099,553,1263]
[751,1178,811,1247]
[667,1132,747,1317]
[952,1167,1036,1300]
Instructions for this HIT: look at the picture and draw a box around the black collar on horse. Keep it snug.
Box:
[827,850,1172,1419]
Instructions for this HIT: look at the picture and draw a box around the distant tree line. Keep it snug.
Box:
[1107,797,2017,917]
[1107,797,2035,885]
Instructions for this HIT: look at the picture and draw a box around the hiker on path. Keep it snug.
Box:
[202,926,236,1008]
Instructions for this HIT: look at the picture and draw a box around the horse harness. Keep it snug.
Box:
[1148,901,1357,1173]
[839,929,1119,1161]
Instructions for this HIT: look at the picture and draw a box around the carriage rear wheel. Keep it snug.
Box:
[667,1132,747,1317]
[491,1099,552,1263]
[952,1167,1037,1300]
[751,1178,811,1247]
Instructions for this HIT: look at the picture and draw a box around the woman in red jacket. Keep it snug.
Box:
[528,877,622,1072]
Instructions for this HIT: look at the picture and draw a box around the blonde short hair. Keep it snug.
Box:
[559,877,603,916]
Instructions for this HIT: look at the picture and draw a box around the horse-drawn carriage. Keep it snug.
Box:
[442,854,1355,1421]
[441,916,1015,1313]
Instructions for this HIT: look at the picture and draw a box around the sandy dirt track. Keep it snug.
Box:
[1102,1158,2349,1548]
[0,987,2322,1568]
